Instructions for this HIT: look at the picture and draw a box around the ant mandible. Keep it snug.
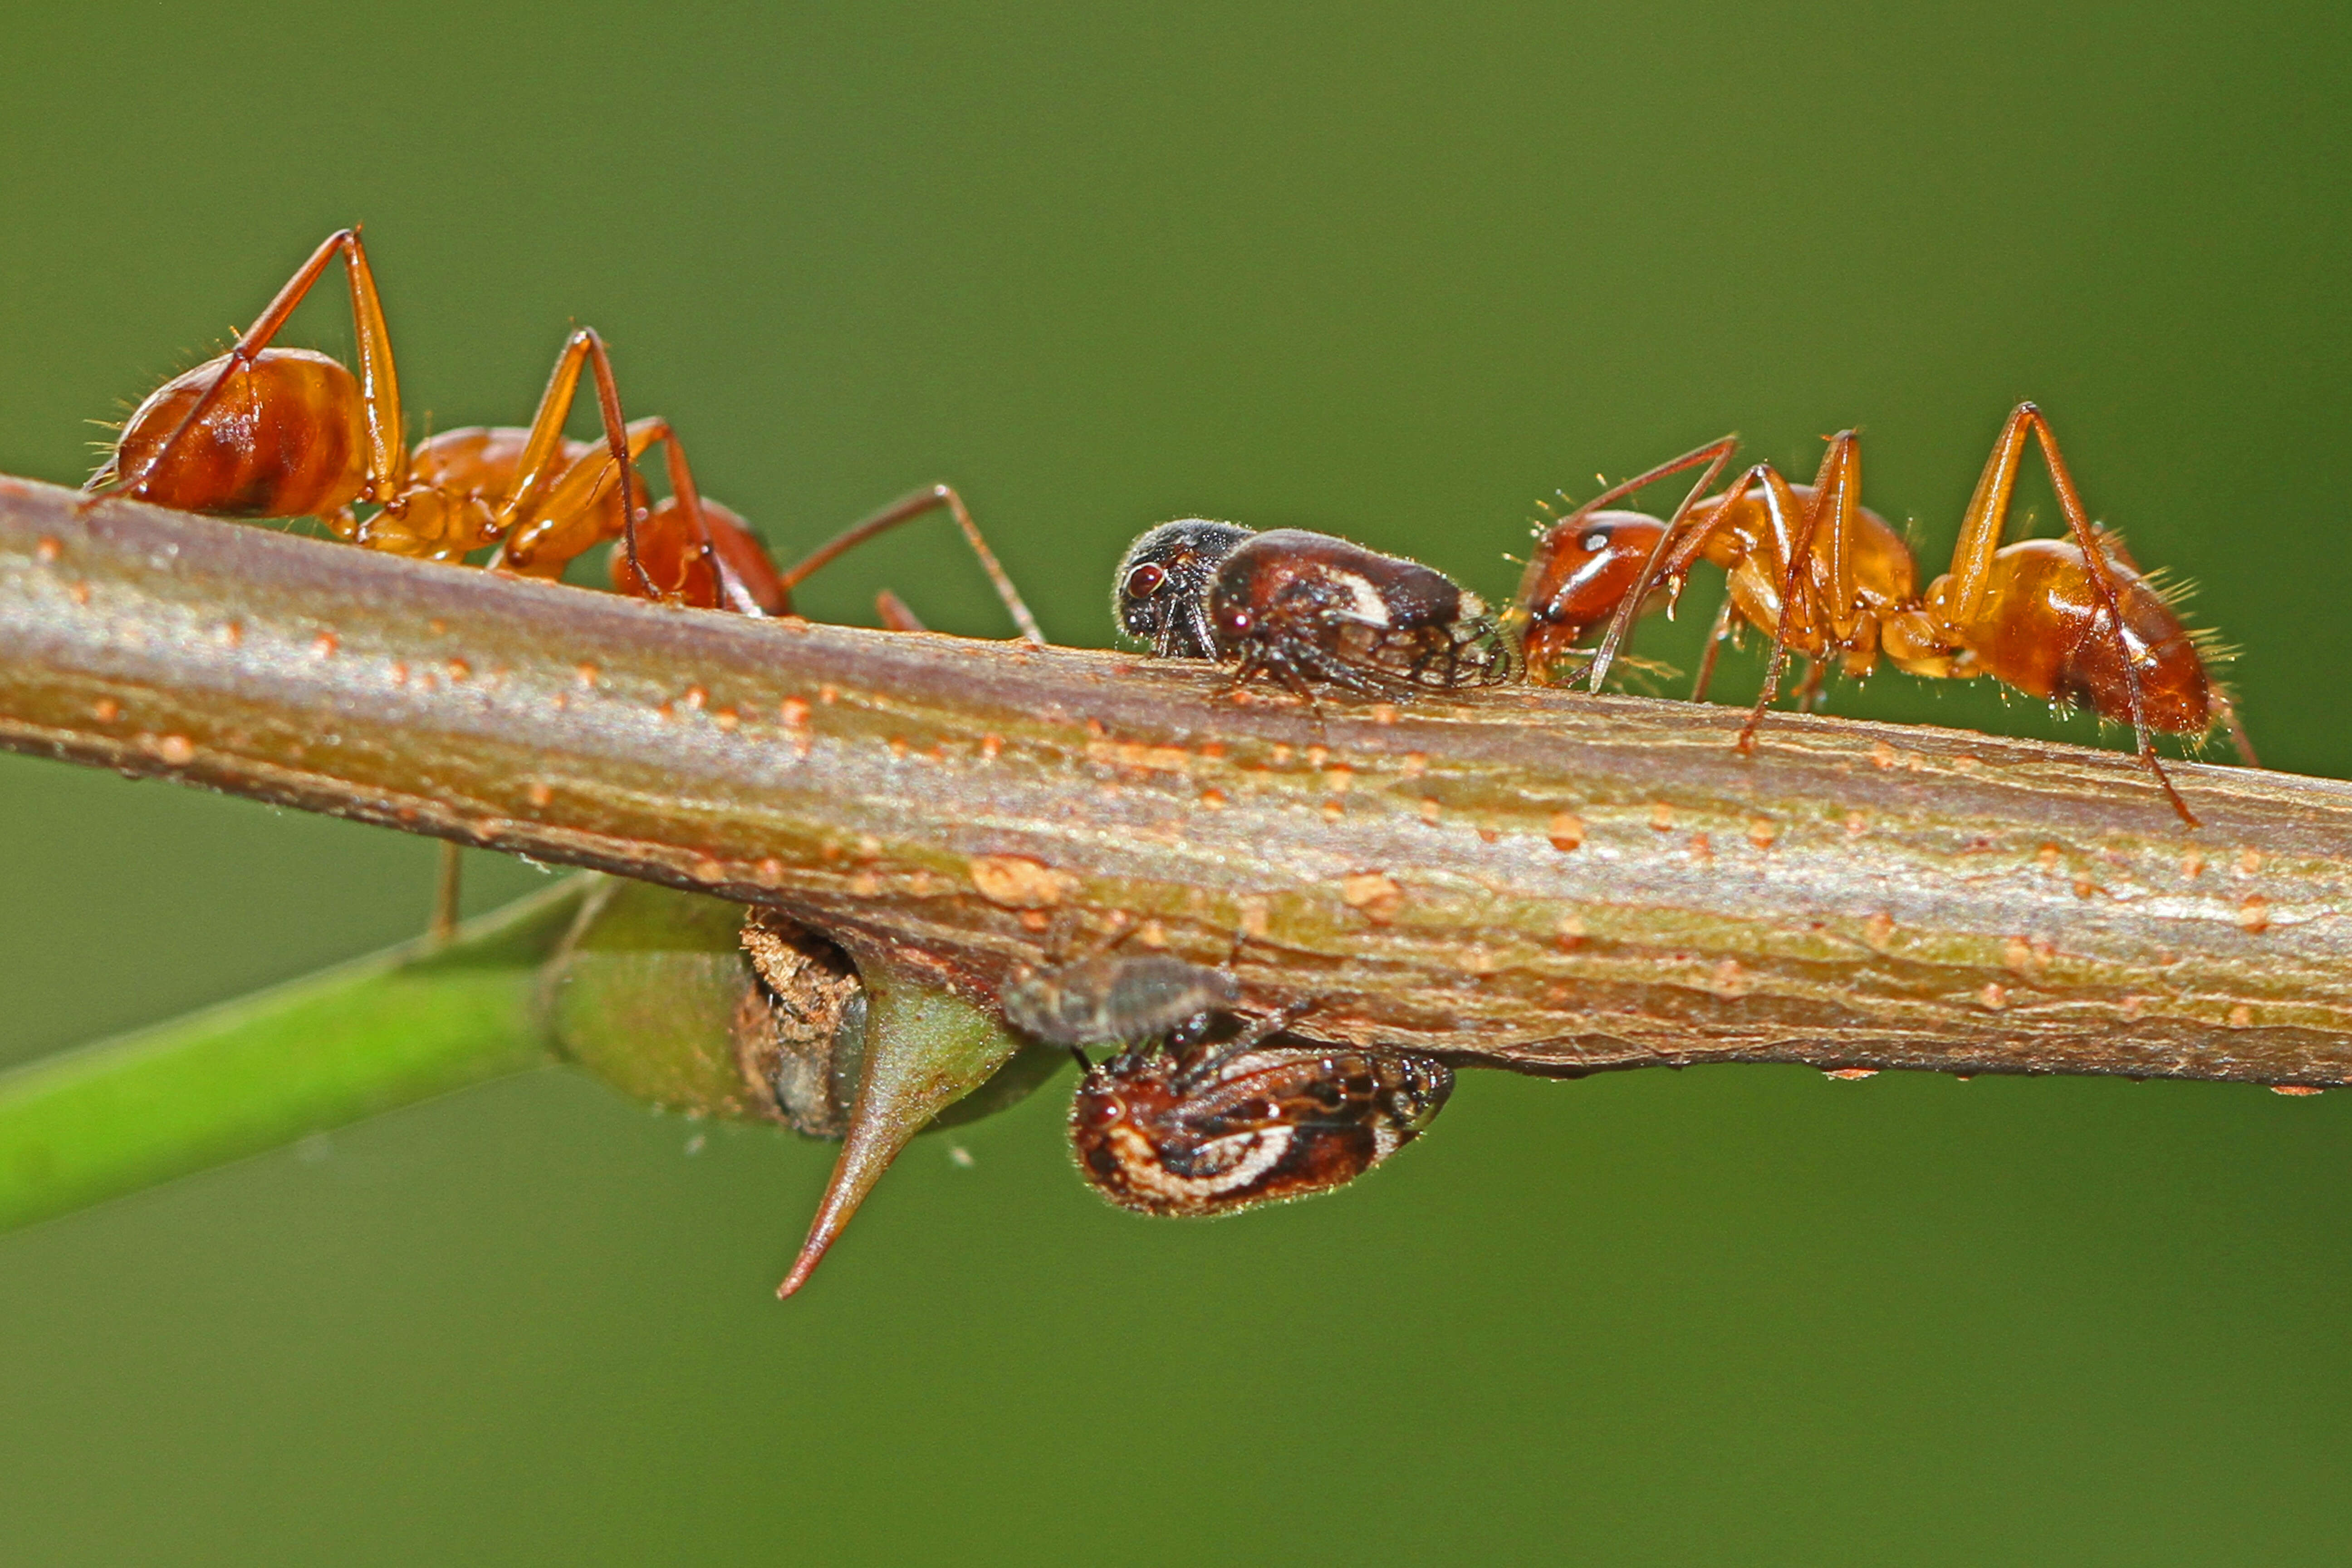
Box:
[1513,405,2254,826]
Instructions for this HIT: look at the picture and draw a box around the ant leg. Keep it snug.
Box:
[2215,691,2260,769]
[779,485,1046,647]
[1575,436,1740,690]
[626,422,775,615]
[873,588,927,632]
[1793,658,1828,713]
[482,330,642,583]
[1933,403,2195,825]
[90,228,408,505]
[430,841,463,944]
[1735,433,1860,754]
[1690,598,1736,701]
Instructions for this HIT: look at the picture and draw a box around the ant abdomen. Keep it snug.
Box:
[1887,538,2213,733]
[104,348,366,518]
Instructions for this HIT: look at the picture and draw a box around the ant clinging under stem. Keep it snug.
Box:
[1515,406,2254,826]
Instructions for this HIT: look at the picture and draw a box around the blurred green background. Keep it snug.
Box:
[4,2,2350,1562]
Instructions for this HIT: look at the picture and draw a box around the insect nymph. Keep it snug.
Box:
[1070,1019,1454,1217]
[1115,519,1515,696]
[1009,953,1454,1217]
[1001,952,1241,1046]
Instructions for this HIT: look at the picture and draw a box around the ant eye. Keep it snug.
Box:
[1124,563,1167,599]
[1580,529,1609,552]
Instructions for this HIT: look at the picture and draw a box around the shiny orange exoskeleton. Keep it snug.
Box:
[88,227,1045,641]
[1514,405,2254,825]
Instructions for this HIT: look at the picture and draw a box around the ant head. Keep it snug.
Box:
[1517,507,1669,650]
[1112,519,1253,657]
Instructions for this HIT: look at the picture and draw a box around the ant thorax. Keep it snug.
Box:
[1070,1020,1454,1217]
[1000,952,1241,1046]
[1202,528,1517,696]
[1114,519,1254,658]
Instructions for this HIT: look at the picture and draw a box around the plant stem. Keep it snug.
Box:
[0,875,586,1232]
[5,475,2351,1086]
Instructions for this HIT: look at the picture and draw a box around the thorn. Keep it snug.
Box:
[776,967,1023,1298]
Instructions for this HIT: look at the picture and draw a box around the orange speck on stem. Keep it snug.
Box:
[1339,872,1403,923]
[968,854,1075,908]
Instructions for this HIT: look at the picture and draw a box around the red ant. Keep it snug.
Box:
[87,227,1047,924]
[88,227,1041,634]
[1512,405,2254,825]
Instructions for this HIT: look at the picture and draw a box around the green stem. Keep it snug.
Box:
[0,875,589,1232]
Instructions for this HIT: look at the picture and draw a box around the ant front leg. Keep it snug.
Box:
[872,589,927,632]
[1735,431,1861,754]
[1574,436,1740,690]
[777,485,1047,646]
